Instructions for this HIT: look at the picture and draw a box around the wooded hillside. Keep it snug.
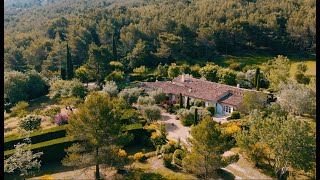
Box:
[4,0,316,72]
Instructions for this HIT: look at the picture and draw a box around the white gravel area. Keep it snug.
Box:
[158,111,192,146]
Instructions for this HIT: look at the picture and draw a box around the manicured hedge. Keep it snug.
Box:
[122,123,143,131]
[4,125,68,151]
[4,137,74,164]
[122,123,155,147]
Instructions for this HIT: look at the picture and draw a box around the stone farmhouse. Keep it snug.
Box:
[142,74,264,115]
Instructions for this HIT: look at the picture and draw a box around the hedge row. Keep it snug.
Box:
[4,137,74,164]
[4,125,68,151]
[122,123,143,131]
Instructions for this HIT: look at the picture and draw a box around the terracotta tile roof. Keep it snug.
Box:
[142,74,260,106]
[218,93,243,106]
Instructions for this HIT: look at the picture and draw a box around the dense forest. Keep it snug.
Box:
[4,0,316,73]
[4,1,316,179]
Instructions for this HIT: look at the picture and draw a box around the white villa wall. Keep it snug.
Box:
[220,103,235,115]
[165,93,238,115]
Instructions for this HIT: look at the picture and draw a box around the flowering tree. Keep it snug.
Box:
[4,138,43,178]
[54,113,69,125]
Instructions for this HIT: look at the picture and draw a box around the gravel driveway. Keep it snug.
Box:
[158,111,191,146]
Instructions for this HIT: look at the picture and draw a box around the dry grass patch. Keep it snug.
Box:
[290,61,316,77]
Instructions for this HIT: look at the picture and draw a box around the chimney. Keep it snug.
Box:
[237,84,240,88]
[181,74,185,82]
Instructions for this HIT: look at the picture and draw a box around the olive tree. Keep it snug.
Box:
[102,81,118,97]
[118,87,144,104]
[277,80,316,116]
[138,105,162,122]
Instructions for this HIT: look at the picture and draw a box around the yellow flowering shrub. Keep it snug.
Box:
[40,175,55,180]
[145,124,158,131]
[133,152,146,162]
[150,132,160,141]
[249,142,271,164]
[118,149,127,157]
[169,140,176,146]
[225,122,241,135]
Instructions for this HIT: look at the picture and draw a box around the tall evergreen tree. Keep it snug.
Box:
[66,43,74,80]
[60,67,66,80]
[112,32,117,60]
[179,93,183,109]
[62,92,124,180]
[186,97,190,109]
[254,67,260,87]
[194,108,198,125]
[256,73,261,91]
[182,116,232,179]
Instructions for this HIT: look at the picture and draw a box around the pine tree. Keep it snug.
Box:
[42,33,66,72]
[62,92,124,180]
[182,116,232,179]
[179,93,183,109]
[66,43,74,80]
[186,97,190,109]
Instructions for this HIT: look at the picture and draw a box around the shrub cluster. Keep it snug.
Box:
[133,152,147,162]
[150,132,167,147]
[4,70,48,104]
[19,115,42,131]
[10,101,29,118]
[118,87,144,104]
[195,100,203,107]
[206,106,215,116]
[230,111,241,119]
[138,105,162,122]
[148,90,167,104]
[172,149,186,167]
[177,109,194,126]
[163,153,173,168]
[54,114,69,126]
[137,96,155,106]
[160,139,185,168]
[42,106,61,118]
[49,79,87,99]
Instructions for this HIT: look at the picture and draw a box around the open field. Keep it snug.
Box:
[176,50,316,77]
[290,61,316,77]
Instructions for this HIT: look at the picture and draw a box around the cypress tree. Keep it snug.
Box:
[112,32,117,60]
[254,67,260,87]
[60,67,66,80]
[186,97,190,109]
[194,108,198,125]
[66,43,74,80]
[256,73,261,91]
[179,93,183,109]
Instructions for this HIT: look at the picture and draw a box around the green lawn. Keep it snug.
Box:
[182,50,316,77]
[215,50,315,66]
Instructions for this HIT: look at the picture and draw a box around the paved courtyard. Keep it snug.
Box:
[158,111,191,146]
[212,114,230,124]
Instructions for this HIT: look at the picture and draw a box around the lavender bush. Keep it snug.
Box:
[54,114,69,125]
